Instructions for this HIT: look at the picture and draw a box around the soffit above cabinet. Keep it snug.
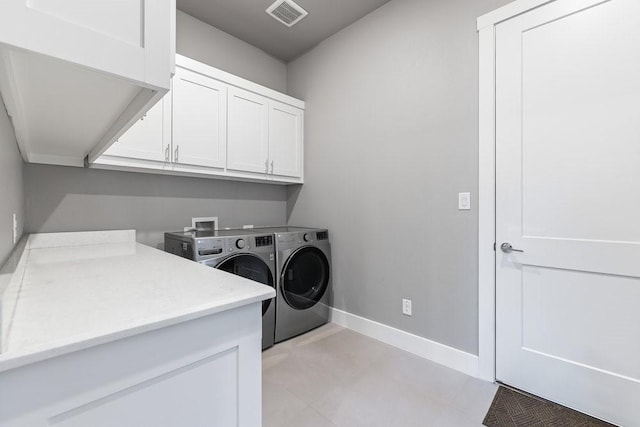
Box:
[0,0,176,167]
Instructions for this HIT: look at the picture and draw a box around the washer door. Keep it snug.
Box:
[217,254,274,315]
[281,246,330,310]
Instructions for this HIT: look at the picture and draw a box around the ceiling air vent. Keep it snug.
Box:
[266,0,308,27]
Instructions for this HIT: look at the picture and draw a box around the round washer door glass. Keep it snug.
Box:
[281,246,330,310]
[217,254,274,315]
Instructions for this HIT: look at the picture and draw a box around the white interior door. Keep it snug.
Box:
[227,87,269,174]
[495,0,640,425]
[172,66,226,169]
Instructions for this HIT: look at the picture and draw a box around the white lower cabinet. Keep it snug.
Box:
[94,54,304,184]
[0,304,262,427]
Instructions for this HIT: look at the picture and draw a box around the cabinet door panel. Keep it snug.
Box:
[227,87,269,174]
[269,102,303,178]
[0,0,173,87]
[103,97,169,162]
[172,67,226,169]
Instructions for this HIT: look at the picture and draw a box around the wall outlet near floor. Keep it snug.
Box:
[402,298,412,316]
[12,213,17,244]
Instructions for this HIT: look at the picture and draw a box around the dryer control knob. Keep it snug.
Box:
[236,239,246,249]
[303,233,311,242]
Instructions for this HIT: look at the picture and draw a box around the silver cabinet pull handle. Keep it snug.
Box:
[265,159,269,174]
[270,160,274,174]
[500,242,524,253]
[174,145,179,163]
[165,145,170,162]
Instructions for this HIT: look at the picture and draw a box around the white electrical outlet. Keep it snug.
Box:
[12,213,17,244]
[402,298,412,316]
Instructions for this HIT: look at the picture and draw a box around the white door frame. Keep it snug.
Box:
[476,0,558,382]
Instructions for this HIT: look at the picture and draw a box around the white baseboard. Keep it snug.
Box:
[330,308,479,378]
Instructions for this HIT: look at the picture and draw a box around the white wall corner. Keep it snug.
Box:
[330,308,480,379]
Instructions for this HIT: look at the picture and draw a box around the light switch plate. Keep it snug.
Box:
[458,192,471,210]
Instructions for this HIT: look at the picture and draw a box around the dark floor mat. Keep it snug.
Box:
[483,386,616,427]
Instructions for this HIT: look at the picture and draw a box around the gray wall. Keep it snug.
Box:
[286,0,511,355]
[0,95,24,265]
[177,10,287,92]
[25,165,286,249]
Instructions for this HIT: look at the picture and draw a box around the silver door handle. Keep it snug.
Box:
[500,242,524,253]
[174,145,179,163]
[270,160,274,174]
[165,145,170,162]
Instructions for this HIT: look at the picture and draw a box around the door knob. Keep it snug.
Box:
[500,242,524,253]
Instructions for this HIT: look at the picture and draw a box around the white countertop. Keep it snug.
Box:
[0,230,275,373]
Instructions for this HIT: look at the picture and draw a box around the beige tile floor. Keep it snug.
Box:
[262,323,498,427]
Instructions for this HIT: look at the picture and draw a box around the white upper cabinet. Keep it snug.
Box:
[172,67,227,170]
[227,87,270,175]
[94,54,304,185]
[104,96,170,163]
[269,101,303,178]
[0,0,175,167]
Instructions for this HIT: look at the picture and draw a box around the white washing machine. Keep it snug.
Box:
[254,226,331,343]
[164,229,276,350]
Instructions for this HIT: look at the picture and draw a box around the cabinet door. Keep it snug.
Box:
[227,87,269,174]
[103,96,170,162]
[172,67,227,169]
[0,0,172,88]
[269,101,303,178]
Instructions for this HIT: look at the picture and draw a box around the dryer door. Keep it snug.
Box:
[217,254,274,315]
[281,247,330,310]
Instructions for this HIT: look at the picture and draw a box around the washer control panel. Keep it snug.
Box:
[196,238,224,256]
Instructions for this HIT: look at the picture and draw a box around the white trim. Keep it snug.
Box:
[478,0,551,383]
[176,54,305,109]
[477,25,497,382]
[28,153,85,167]
[0,49,31,163]
[477,0,555,30]
[330,308,479,378]
[27,230,136,249]
[92,155,303,185]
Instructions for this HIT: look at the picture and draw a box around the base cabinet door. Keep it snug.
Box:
[0,304,262,427]
[103,97,169,162]
[269,101,303,179]
[172,66,227,170]
[227,87,270,175]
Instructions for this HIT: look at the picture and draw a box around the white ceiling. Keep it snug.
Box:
[176,0,392,62]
